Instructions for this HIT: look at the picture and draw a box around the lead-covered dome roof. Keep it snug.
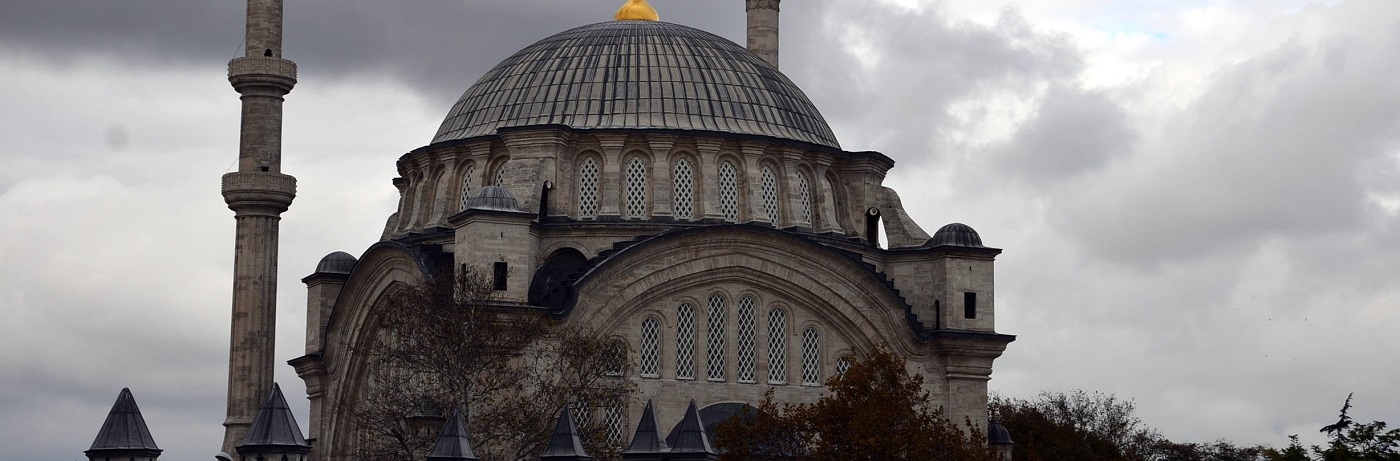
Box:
[432,21,840,149]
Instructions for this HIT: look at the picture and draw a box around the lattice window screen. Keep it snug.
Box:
[640,317,660,378]
[798,173,813,225]
[768,308,787,384]
[706,295,726,381]
[801,328,821,386]
[836,355,854,378]
[673,160,695,220]
[625,157,648,218]
[459,165,475,211]
[719,161,739,222]
[494,166,506,186]
[761,166,781,225]
[605,340,625,377]
[676,303,696,379]
[570,402,591,433]
[604,399,625,446]
[579,158,601,219]
[736,296,757,383]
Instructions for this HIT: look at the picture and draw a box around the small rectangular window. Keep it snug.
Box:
[964,292,977,319]
[493,262,508,291]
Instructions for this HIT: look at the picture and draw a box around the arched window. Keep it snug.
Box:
[798,172,813,225]
[836,354,854,378]
[761,166,781,224]
[494,165,507,186]
[458,165,475,211]
[706,294,726,381]
[673,159,695,220]
[768,308,787,384]
[719,161,739,222]
[736,296,757,383]
[801,328,821,386]
[579,158,600,219]
[625,156,648,218]
[604,398,625,446]
[639,317,660,378]
[677,303,696,380]
[604,340,626,377]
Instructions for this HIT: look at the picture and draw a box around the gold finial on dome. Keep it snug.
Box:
[615,0,660,21]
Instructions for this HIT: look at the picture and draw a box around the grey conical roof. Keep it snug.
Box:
[665,400,716,459]
[237,383,310,453]
[622,400,667,457]
[427,409,479,461]
[86,388,162,457]
[540,407,592,460]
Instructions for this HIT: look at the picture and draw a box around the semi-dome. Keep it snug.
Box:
[464,185,523,212]
[433,20,840,149]
[928,223,986,248]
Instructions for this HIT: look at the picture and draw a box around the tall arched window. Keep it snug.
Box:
[736,296,757,383]
[706,294,726,381]
[625,156,648,218]
[801,328,821,386]
[719,161,739,222]
[459,165,476,211]
[761,166,781,224]
[639,317,660,378]
[767,308,787,384]
[604,398,625,446]
[579,158,600,219]
[798,172,813,225]
[676,303,696,380]
[673,159,695,220]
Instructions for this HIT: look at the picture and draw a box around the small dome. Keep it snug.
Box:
[987,418,1014,446]
[928,223,985,248]
[315,251,357,274]
[464,185,523,212]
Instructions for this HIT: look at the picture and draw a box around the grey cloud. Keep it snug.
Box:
[992,84,1137,185]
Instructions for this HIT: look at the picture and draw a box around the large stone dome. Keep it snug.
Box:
[432,20,840,148]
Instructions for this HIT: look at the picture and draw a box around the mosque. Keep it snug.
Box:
[84,1,1016,460]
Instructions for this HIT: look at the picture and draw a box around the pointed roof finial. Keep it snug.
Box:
[86,388,162,459]
[237,383,311,455]
[666,400,717,459]
[427,409,480,461]
[540,406,593,460]
[622,400,667,458]
[615,0,660,21]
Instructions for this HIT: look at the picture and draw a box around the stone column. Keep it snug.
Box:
[746,0,780,68]
[221,0,297,454]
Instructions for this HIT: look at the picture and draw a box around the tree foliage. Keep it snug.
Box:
[991,390,1164,461]
[348,267,634,461]
[1264,394,1400,461]
[715,347,1002,461]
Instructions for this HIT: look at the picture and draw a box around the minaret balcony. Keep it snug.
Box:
[228,56,297,93]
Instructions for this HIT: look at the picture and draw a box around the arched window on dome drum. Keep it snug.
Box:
[706,294,726,381]
[736,296,757,383]
[798,172,813,226]
[673,159,695,221]
[768,308,787,384]
[579,158,601,219]
[676,303,696,380]
[625,157,648,219]
[761,166,781,225]
[458,165,475,212]
[639,317,660,378]
[494,165,507,186]
[801,328,821,386]
[719,161,740,223]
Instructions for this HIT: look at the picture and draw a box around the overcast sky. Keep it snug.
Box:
[2,0,1397,459]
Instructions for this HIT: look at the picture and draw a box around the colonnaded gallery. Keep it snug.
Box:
[83,1,1017,460]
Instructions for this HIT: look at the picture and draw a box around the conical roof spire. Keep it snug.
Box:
[540,406,593,460]
[86,388,162,459]
[665,400,717,459]
[622,400,667,459]
[427,409,479,461]
[236,383,310,456]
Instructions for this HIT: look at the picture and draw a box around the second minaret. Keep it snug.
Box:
[746,0,780,68]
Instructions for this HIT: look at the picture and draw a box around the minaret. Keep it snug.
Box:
[746,0,780,67]
[221,0,297,455]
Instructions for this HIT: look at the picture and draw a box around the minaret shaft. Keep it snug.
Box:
[746,0,780,68]
[222,0,296,455]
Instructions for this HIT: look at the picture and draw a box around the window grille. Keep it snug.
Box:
[459,165,475,211]
[761,166,781,224]
[836,355,854,378]
[579,158,600,219]
[798,173,813,225]
[640,317,660,378]
[801,328,821,386]
[625,157,648,218]
[494,166,506,186]
[719,161,739,222]
[570,402,591,432]
[604,399,625,446]
[768,308,787,384]
[736,296,757,383]
[706,295,726,381]
[674,159,695,220]
[676,303,696,379]
[605,340,626,377]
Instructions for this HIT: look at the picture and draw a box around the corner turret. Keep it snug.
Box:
[86,388,162,461]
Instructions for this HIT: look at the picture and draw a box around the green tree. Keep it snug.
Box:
[990,390,1165,461]
[1266,394,1400,461]
[715,347,1002,461]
